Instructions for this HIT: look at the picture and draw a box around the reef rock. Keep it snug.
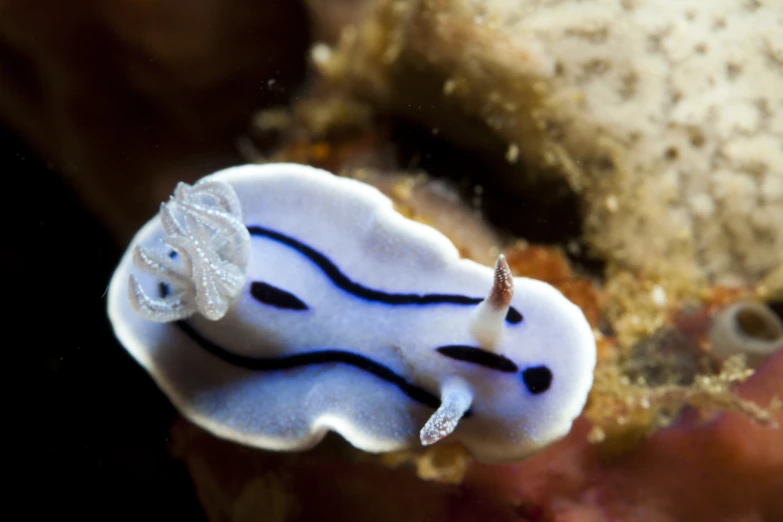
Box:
[318,0,783,286]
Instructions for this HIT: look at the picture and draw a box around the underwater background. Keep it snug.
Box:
[7,1,782,521]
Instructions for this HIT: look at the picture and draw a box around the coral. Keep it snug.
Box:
[315,0,783,286]
[586,349,778,452]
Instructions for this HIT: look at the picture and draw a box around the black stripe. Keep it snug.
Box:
[250,282,308,310]
[247,225,523,324]
[436,345,518,373]
[175,321,443,410]
[161,285,471,413]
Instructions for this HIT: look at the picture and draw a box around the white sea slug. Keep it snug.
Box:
[107,163,596,462]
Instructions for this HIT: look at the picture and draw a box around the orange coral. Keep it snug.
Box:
[505,243,602,328]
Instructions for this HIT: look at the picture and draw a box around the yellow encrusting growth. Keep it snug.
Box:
[586,350,780,455]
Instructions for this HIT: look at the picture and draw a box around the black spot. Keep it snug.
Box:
[506,307,523,324]
[250,282,308,311]
[522,366,552,394]
[436,345,518,372]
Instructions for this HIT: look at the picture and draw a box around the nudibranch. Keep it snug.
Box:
[107,163,596,462]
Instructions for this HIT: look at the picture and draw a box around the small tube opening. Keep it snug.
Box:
[735,307,783,341]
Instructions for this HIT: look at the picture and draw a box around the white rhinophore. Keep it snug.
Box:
[470,255,514,350]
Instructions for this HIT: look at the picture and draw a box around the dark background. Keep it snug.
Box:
[7,123,206,520]
[1,2,311,517]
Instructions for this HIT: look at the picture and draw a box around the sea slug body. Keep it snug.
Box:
[107,163,597,462]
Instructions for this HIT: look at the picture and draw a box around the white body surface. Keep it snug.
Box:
[107,163,596,462]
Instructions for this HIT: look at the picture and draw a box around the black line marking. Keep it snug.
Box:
[247,226,523,324]
[250,282,308,311]
[436,345,518,373]
[175,321,444,411]
[521,366,552,394]
[160,282,469,414]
